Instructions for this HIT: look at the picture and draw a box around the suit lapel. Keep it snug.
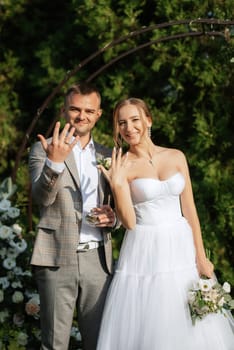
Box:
[64,151,81,189]
[96,155,105,205]
[95,144,106,205]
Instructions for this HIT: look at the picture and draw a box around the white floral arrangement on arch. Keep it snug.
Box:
[0,177,42,348]
[188,276,234,325]
[0,177,82,349]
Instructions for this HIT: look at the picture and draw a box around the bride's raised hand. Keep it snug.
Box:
[98,147,129,187]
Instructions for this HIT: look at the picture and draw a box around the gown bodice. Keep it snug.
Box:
[129,172,185,225]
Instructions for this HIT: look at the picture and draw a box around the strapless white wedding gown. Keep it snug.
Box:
[97,173,234,350]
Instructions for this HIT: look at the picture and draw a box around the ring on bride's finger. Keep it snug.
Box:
[64,140,70,145]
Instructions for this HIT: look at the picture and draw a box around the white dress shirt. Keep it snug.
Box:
[46,138,102,243]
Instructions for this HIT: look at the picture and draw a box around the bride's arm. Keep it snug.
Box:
[99,148,136,230]
[177,150,214,278]
[111,180,136,230]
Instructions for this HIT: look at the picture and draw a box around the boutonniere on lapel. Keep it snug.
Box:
[96,156,112,170]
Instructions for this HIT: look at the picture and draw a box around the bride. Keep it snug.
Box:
[97,97,234,349]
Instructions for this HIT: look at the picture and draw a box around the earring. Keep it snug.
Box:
[148,127,151,138]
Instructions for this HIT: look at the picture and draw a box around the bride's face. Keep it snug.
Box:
[118,104,151,145]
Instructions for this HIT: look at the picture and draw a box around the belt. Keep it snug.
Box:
[77,240,104,252]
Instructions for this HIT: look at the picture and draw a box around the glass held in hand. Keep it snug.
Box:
[84,208,100,227]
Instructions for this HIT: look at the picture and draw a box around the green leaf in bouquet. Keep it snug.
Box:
[228,299,234,309]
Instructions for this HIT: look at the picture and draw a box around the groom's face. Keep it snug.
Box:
[64,92,102,137]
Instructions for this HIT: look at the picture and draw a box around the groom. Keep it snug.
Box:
[29,82,115,350]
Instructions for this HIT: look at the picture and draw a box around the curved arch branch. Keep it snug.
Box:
[12,18,234,180]
[86,30,226,82]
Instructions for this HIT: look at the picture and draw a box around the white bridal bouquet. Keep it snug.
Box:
[188,277,234,325]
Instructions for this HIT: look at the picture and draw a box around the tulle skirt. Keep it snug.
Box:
[97,219,234,350]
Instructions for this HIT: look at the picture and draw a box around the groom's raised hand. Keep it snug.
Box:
[37,121,80,163]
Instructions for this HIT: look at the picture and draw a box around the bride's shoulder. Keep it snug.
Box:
[156,146,185,157]
[158,147,187,165]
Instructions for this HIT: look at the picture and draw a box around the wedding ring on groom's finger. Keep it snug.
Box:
[64,140,70,145]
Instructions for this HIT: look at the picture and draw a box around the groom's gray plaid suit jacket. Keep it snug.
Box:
[29,139,113,273]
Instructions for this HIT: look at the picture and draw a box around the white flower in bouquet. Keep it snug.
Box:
[223,282,231,293]
[198,278,215,292]
[188,277,234,325]
[188,291,196,303]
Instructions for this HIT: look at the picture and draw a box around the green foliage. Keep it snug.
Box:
[0,49,24,165]
[0,0,26,21]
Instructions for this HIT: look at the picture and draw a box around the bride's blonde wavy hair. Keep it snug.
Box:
[113,98,152,148]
